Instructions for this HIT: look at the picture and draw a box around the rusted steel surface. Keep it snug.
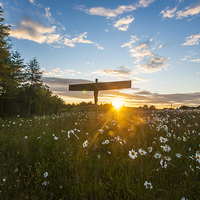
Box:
[69,80,131,91]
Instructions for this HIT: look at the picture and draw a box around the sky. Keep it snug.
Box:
[1,0,200,108]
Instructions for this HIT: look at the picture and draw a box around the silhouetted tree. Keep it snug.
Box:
[25,57,43,116]
[149,105,156,110]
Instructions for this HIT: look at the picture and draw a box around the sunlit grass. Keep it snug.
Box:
[0,108,199,199]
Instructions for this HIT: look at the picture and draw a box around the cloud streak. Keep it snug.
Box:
[10,18,61,44]
[160,3,200,20]
[121,36,169,73]
[76,0,155,18]
[113,16,134,31]
[90,66,133,77]
[76,0,154,31]
[182,33,200,46]
[42,77,200,107]
[10,18,104,49]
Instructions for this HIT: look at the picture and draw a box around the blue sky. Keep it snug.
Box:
[1,0,200,108]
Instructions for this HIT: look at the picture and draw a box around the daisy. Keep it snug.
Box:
[166,133,171,137]
[44,172,48,177]
[148,147,153,153]
[195,151,200,163]
[176,153,181,158]
[154,153,161,159]
[42,181,47,186]
[144,181,153,189]
[164,156,171,161]
[128,149,138,159]
[105,140,110,144]
[160,159,167,168]
[161,145,171,152]
[159,136,168,143]
[83,140,89,148]
[138,149,147,155]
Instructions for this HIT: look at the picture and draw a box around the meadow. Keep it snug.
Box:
[0,106,200,200]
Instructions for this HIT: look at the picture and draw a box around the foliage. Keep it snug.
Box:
[0,108,199,199]
[0,7,65,117]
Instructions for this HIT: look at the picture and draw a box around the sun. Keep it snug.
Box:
[112,100,123,109]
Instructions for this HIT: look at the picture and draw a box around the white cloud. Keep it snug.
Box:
[90,66,132,77]
[160,6,177,19]
[43,68,64,76]
[122,36,169,73]
[191,59,200,63]
[160,4,200,20]
[43,68,82,77]
[138,0,155,8]
[121,35,139,48]
[76,0,155,19]
[10,19,104,49]
[176,5,200,19]
[105,29,109,32]
[86,5,137,19]
[113,16,134,31]
[182,33,200,46]
[63,32,104,50]
[29,0,35,5]
[10,18,62,44]
[45,7,52,21]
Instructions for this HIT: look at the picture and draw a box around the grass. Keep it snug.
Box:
[0,107,200,199]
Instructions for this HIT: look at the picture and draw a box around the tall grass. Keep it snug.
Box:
[0,108,199,199]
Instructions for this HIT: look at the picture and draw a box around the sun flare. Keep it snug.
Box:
[112,100,123,109]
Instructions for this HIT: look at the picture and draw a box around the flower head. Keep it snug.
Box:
[144,181,153,189]
[160,159,167,168]
[148,147,153,153]
[195,151,200,163]
[54,136,58,140]
[42,181,47,186]
[83,140,89,148]
[159,136,168,143]
[44,172,48,177]
[161,145,171,152]
[154,153,161,159]
[138,149,147,155]
[176,153,182,158]
[129,149,138,159]
[164,156,171,161]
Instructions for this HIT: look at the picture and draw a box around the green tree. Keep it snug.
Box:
[25,57,43,116]
[0,7,12,115]
[0,6,11,85]
[26,57,43,85]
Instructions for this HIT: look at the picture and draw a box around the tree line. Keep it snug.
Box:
[0,7,64,117]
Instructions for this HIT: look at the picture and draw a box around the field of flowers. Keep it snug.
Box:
[0,107,200,199]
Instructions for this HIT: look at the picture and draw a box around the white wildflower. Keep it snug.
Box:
[128,149,138,159]
[154,153,161,159]
[144,181,153,189]
[44,172,48,177]
[176,153,182,158]
[83,140,89,148]
[160,159,167,168]
[159,136,168,143]
[138,149,147,155]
